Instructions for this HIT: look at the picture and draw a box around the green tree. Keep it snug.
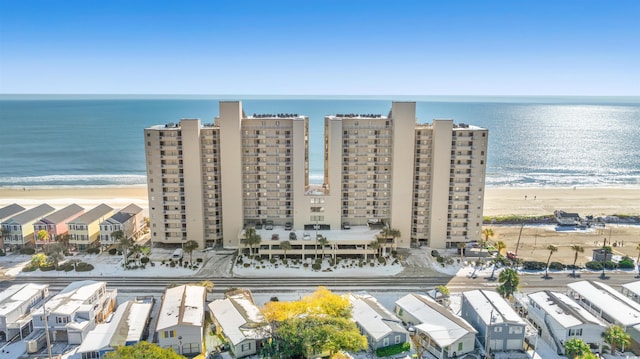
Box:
[603,324,630,354]
[103,341,185,359]
[56,233,71,251]
[601,245,613,278]
[280,240,292,261]
[571,244,584,277]
[46,243,65,269]
[565,337,591,359]
[545,244,558,278]
[183,240,199,263]
[244,227,261,257]
[497,268,519,298]
[114,230,131,262]
[380,226,401,254]
[496,241,506,256]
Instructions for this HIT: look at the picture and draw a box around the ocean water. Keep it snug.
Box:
[0,95,639,188]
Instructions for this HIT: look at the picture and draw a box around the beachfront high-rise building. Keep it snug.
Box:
[144,101,487,251]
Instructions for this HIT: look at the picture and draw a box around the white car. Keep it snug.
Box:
[303,232,311,240]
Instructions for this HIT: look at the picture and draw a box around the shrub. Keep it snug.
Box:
[196,258,203,263]
[618,256,635,269]
[604,260,617,269]
[378,256,386,264]
[86,247,100,255]
[522,261,546,271]
[358,261,363,267]
[22,265,37,272]
[40,265,55,271]
[270,258,277,264]
[170,262,176,267]
[20,248,35,255]
[312,263,321,270]
[585,261,603,270]
[376,342,411,357]
[303,263,309,268]
[549,262,565,270]
[75,262,94,272]
[150,261,155,267]
[370,262,375,267]
[243,263,250,268]
[282,259,288,265]
[270,296,279,302]
[0,249,5,256]
[436,256,444,264]
[140,256,150,264]
[108,248,117,255]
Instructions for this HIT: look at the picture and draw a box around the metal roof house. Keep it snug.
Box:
[208,289,270,358]
[33,204,84,248]
[349,293,409,350]
[31,280,117,345]
[77,299,153,359]
[1,204,55,249]
[395,293,476,359]
[67,204,113,250]
[527,290,605,355]
[0,283,49,341]
[0,203,25,223]
[156,284,206,356]
[621,281,640,304]
[99,204,145,246]
[461,290,526,353]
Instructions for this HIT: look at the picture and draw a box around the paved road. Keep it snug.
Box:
[2,270,637,295]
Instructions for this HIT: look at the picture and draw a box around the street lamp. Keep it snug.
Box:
[178,335,183,354]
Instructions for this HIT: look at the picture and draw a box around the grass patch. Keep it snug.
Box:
[376,342,411,357]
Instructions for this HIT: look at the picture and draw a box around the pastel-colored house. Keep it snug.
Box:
[395,293,477,359]
[527,290,605,355]
[99,204,144,246]
[0,203,26,250]
[208,289,270,358]
[1,204,55,249]
[67,204,113,250]
[349,293,409,350]
[461,290,526,353]
[33,204,84,249]
[77,298,153,359]
[156,284,206,356]
[0,283,49,341]
[31,280,117,345]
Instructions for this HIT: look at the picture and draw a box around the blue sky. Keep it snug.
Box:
[0,0,638,95]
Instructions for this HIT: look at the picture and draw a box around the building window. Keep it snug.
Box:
[383,337,389,347]
[241,342,251,351]
[458,342,463,352]
[509,326,523,334]
[163,330,176,338]
[494,326,502,332]
[395,335,401,344]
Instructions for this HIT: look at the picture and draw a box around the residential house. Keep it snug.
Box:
[67,204,113,250]
[349,293,408,350]
[99,204,144,247]
[621,281,640,304]
[77,299,153,359]
[1,204,55,250]
[461,290,526,353]
[33,204,84,249]
[208,289,270,358]
[0,204,26,250]
[567,280,640,347]
[527,290,605,355]
[0,283,49,341]
[31,280,117,345]
[592,248,613,262]
[156,284,206,356]
[554,210,581,226]
[395,293,476,359]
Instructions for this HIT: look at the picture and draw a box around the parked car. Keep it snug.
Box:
[342,221,351,230]
[507,251,518,261]
[265,220,274,230]
[303,232,311,240]
[285,222,292,230]
[271,233,279,240]
[289,231,297,240]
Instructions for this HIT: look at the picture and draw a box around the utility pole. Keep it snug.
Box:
[41,297,53,359]
[485,309,494,359]
[514,223,524,255]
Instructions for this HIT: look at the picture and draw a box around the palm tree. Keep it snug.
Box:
[497,268,519,298]
[243,227,261,257]
[601,245,612,279]
[496,241,506,256]
[564,338,591,359]
[56,233,71,251]
[280,241,291,262]
[481,228,494,249]
[544,244,558,278]
[571,244,584,277]
[318,236,329,260]
[603,324,630,354]
[369,240,381,260]
[380,226,401,254]
[489,241,507,280]
[115,231,131,263]
[36,230,49,253]
[47,243,65,270]
[183,240,199,263]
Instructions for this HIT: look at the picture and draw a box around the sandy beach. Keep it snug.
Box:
[1,185,639,265]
